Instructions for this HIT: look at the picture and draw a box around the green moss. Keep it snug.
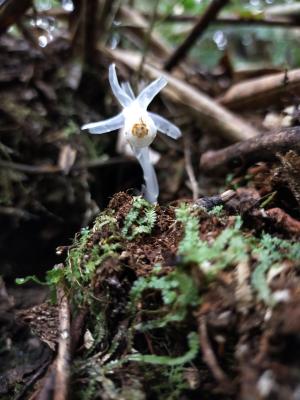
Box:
[176,203,247,279]
[122,196,156,240]
[176,203,300,305]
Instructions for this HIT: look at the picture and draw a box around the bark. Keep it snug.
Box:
[218,69,300,111]
[200,127,300,174]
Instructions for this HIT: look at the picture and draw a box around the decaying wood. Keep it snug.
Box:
[105,48,259,142]
[195,189,235,209]
[164,0,230,71]
[0,0,32,35]
[200,127,300,174]
[218,69,300,111]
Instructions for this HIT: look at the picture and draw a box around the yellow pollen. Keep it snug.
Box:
[131,120,149,138]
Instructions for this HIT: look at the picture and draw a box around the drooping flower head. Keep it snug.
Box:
[82,64,181,203]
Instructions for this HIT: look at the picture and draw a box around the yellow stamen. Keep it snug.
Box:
[131,119,149,138]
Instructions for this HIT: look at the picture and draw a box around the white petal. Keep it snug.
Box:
[137,76,168,109]
[132,146,159,203]
[121,81,135,100]
[109,64,132,107]
[148,112,181,140]
[81,113,124,134]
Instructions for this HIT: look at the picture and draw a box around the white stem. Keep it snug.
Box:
[132,146,159,203]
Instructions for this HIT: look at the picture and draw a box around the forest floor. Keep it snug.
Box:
[1,27,300,400]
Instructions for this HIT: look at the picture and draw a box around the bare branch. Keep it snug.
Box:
[164,0,230,71]
[200,127,300,174]
[198,316,232,388]
[218,69,300,111]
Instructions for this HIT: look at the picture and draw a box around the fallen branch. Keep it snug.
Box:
[164,0,229,71]
[218,68,300,111]
[105,48,259,142]
[200,127,300,174]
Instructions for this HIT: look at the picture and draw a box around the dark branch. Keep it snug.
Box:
[200,127,300,174]
[164,0,230,71]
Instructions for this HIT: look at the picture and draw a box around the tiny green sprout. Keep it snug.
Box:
[82,64,181,203]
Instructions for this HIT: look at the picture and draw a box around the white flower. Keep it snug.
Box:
[81,64,181,203]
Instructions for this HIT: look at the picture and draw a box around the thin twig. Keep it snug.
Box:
[183,132,199,201]
[0,206,37,220]
[98,0,119,44]
[164,0,230,71]
[15,360,52,400]
[54,281,71,400]
[0,157,136,174]
[199,316,232,387]
[136,0,160,83]
[200,127,300,174]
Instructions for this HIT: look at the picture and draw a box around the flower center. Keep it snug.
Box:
[131,119,149,138]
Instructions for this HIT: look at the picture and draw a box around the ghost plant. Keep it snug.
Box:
[82,64,181,203]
